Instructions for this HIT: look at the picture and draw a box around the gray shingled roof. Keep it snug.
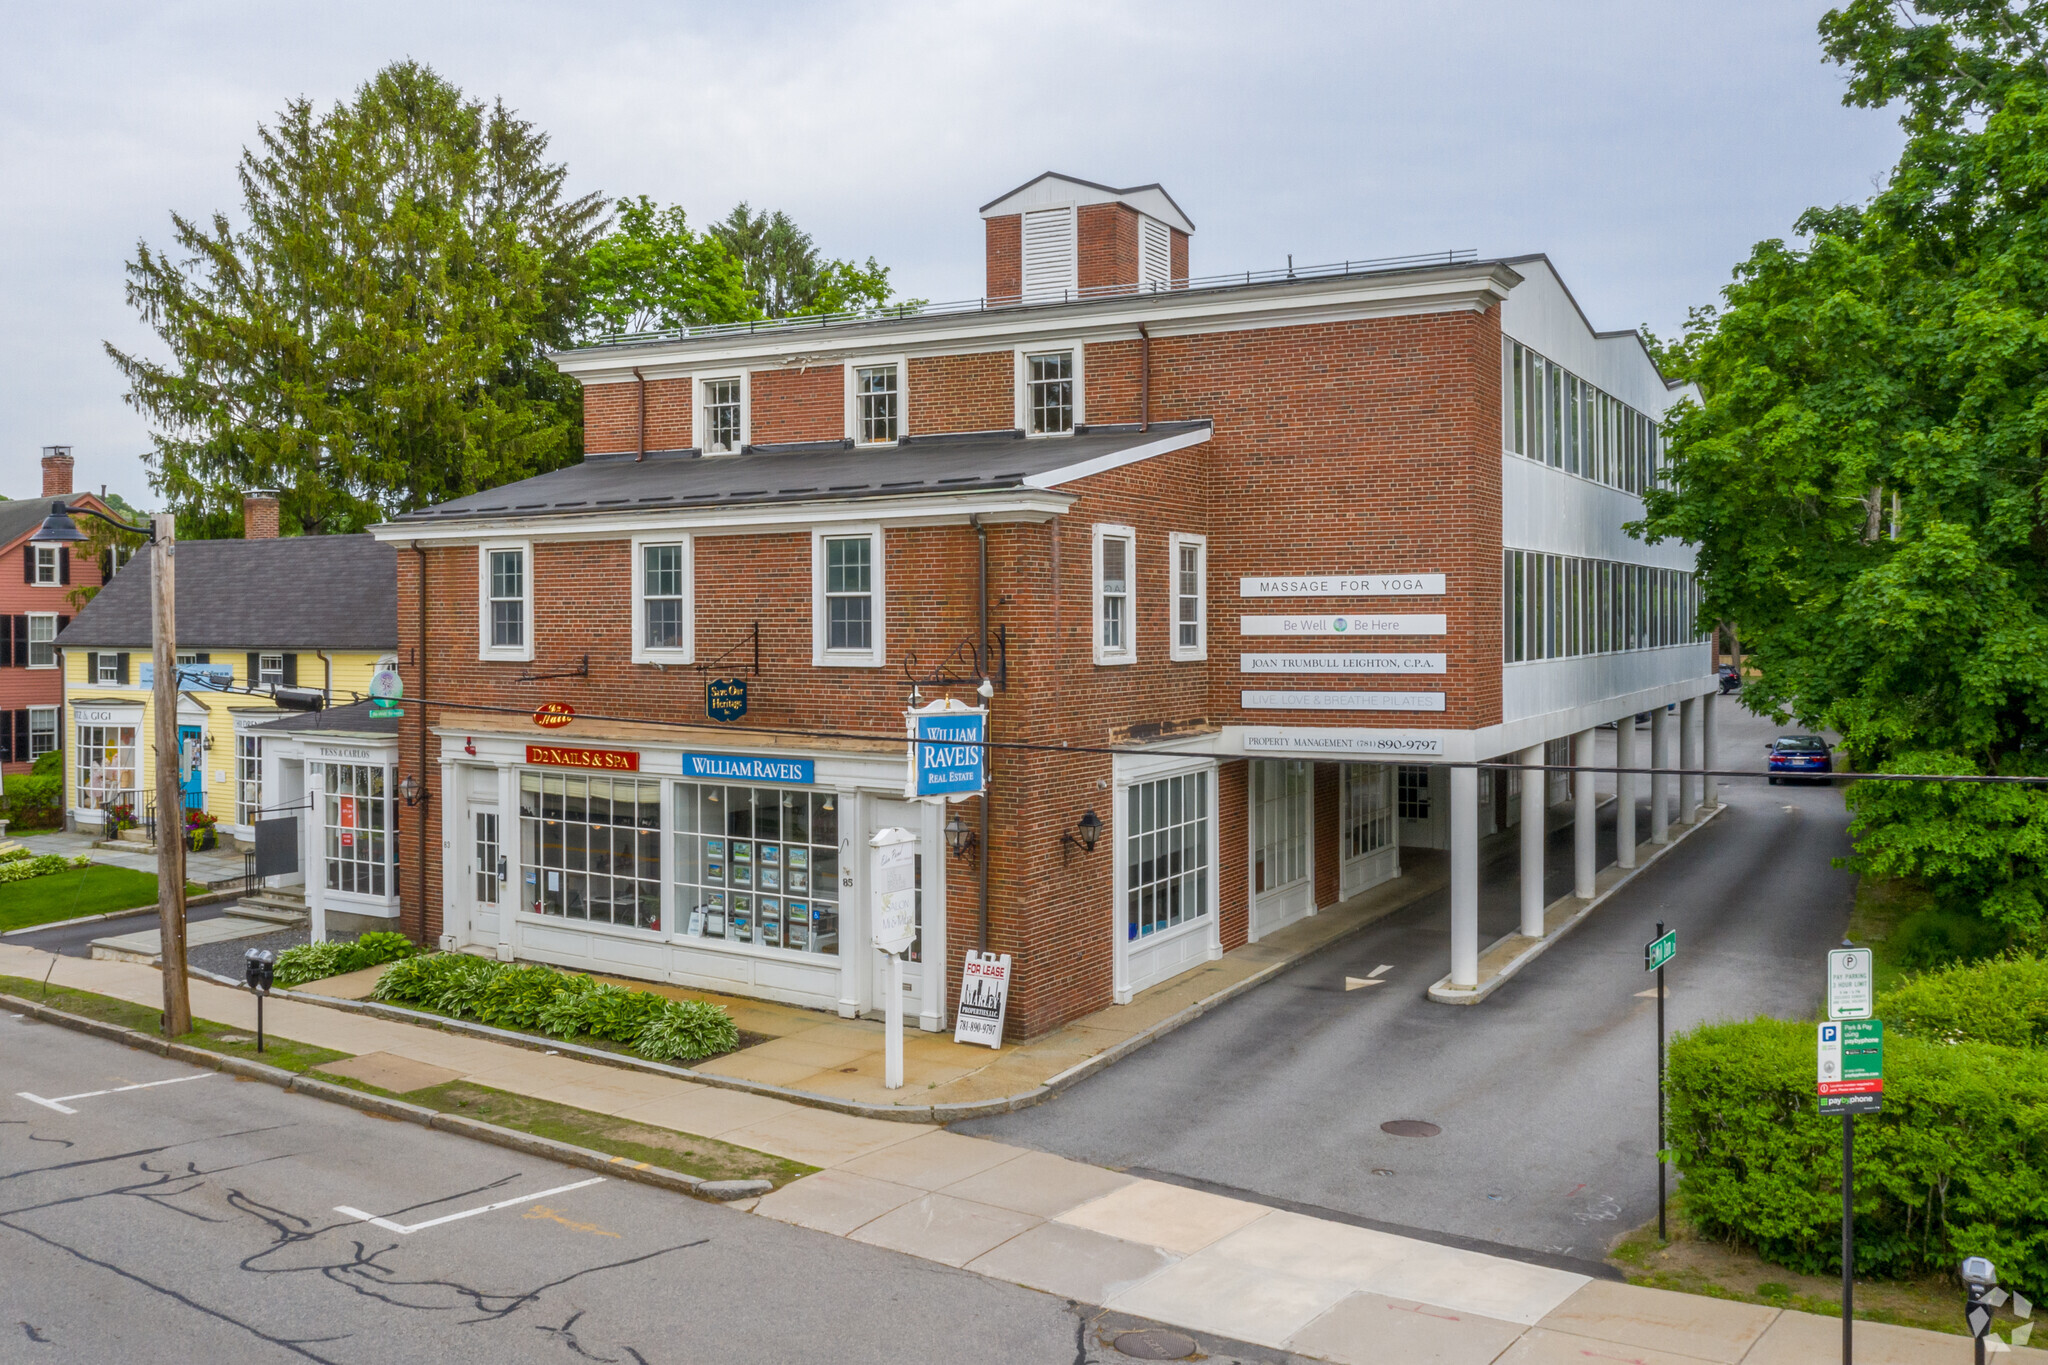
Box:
[250,699,400,736]
[0,497,59,552]
[55,535,397,650]
[385,422,1211,525]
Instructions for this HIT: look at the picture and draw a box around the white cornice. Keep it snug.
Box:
[369,488,1074,547]
[555,263,1523,385]
[1024,424,1211,489]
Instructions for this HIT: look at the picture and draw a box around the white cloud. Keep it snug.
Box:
[0,0,1900,503]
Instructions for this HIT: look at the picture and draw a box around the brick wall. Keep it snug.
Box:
[586,376,692,455]
[1171,229,1189,284]
[1077,203,1140,294]
[1313,762,1340,909]
[986,215,1021,301]
[908,352,1013,434]
[752,366,844,445]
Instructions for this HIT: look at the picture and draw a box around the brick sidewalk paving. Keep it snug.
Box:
[0,942,2017,1364]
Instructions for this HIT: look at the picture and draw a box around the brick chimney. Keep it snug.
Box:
[41,446,73,497]
[980,174,1191,302]
[244,489,280,540]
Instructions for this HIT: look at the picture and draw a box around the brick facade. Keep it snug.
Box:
[751,365,845,445]
[1077,203,1140,294]
[985,216,1021,301]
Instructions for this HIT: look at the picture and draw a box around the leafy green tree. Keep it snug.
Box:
[708,203,895,317]
[580,196,757,336]
[108,60,604,536]
[1638,2,2048,936]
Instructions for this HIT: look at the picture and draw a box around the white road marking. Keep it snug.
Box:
[334,1177,606,1235]
[1370,964,1393,977]
[17,1072,215,1115]
[1345,977,1385,991]
[1634,987,1669,999]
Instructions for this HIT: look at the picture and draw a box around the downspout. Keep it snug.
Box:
[1138,323,1151,432]
[633,368,647,462]
[412,541,429,944]
[316,648,332,706]
[974,515,991,954]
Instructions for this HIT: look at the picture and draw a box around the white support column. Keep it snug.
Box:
[1518,743,1545,937]
[1650,707,1671,845]
[1679,696,1700,825]
[1702,692,1720,808]
[1449,765,1479,989]
[1616,715,1638,868]
[1574,727,1598,899]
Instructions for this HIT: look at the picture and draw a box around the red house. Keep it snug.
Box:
[1,449,117,774]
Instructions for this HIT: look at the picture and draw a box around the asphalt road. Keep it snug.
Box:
[0,1016,1307,1365]
[959,702,1853,1265]
[6,899,243,959]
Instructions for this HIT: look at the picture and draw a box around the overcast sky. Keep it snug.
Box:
[0,1,1902,506]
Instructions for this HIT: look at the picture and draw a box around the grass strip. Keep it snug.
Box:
[0,973,350,1075]
[0,866,209,933]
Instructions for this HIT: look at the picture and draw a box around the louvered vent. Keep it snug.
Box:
[1139,217,1171,289]
[1021,208,1076,300]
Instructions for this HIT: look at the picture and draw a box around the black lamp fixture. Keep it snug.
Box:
[32,498,157,546]
[398,774,429,808]
[944,811,979,865]
[1060,808,1102,863]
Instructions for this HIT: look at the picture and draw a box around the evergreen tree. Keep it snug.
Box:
[708,203,894,318]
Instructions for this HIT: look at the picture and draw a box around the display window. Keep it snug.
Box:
[674,782,840,956]
[1126,770,1210,940]
[321,763,390,896]
[519,772,662,929]
[76,723,138,811]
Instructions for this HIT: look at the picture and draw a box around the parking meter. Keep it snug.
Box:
[243,948,276,1052]
[1962,1257,1998,1365]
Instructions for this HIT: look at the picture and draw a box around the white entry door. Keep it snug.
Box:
[471,801,502,937]
[1251,759,1314,937]
[864,797,940,1030]
[1338,763,1399,899]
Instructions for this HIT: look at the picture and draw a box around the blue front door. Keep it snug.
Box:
[178,724,204,809]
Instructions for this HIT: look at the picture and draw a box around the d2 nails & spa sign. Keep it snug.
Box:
[525,745,639,772]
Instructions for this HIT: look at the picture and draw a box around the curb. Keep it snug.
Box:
[0,990,763,1203]
[1428,802,1729,1005]
[2,887,246,938]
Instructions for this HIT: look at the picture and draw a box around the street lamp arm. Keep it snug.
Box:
[61,501,158,541]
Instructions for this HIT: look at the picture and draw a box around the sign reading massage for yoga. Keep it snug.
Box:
[1240,653,1447,674]
[680,752,815,785]
[1239,574,1445,597]
[1240,614,1447,637]
[1242,727,1446,757]
[1241,691,1445,712]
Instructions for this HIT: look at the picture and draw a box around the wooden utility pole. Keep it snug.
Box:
[152,515,191,1036]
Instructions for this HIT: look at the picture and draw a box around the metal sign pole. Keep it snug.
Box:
[1843,1111,1854,1365]
[1657,919,1667,1243]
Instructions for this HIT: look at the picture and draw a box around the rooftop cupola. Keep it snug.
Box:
[980,173,1192,303]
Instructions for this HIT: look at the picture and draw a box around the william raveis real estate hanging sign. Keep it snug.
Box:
[904,697,986,801]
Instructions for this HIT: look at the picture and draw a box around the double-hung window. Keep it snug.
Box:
[633,537,693,663]
[479,542,533,661]
[854,364,899,444]
[258,653,285,687]
[813,528,883,666]
[1024,350,1077,435]
[1093,524,1135,665]
[701,377,743,453]
[27,614,55,668]
[28,707,57,759]
[95,652,119,684]
[1169,533,1206,661]
[30,545,58,585]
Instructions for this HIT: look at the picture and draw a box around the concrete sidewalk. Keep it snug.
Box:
[0,942,2023,1364]
[13,827,250,886]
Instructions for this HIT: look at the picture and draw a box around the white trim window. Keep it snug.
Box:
[237,735,262,825]
[1092,523,1136,665]
[813,527,884,667]
[1021,348,1080,435]
[27,613,56,668]
[1126,769,1211,940]
[95,653,119,684]
[478,541,534,662]
[851,361,901,445]
[631,535,695,664]
[30,544,58,585]
[258,653,286,687]
[27,706,57,759]
[1169,533,1206,661]
[698,374,747,454]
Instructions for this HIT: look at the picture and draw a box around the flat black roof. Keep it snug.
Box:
[386,422,1211,525]
[250,699,399,736]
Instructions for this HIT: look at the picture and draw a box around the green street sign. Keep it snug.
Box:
[1841,1018,1883,1082]
[1644,930,1677,972]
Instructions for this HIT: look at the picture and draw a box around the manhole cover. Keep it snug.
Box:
[1113,1328,1198,1359]
[1381,1119,1442,1137]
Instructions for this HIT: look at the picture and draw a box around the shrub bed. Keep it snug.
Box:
[0,851,91,884]
[1882,954,2048,1049]
[272,931,424,988]
[1667,1015,2048,1291]
[370,954,739,1064]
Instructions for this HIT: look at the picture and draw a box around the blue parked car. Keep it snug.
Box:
[1767,735,1834,785]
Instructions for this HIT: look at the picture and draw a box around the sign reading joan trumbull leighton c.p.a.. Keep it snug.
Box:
[1240,653,1447,674]
[1239,574,1446,597]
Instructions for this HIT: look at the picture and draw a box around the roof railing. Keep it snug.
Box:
[578,248,1481,350]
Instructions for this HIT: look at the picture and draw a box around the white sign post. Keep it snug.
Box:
[1827,948,1874,1021]
[954,951,1012,1049]
[869,827,919,1090]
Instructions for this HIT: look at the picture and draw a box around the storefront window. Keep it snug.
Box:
[674,783,840,956]
[237,736,262,826]
[1342,764,1395,859]
[76,723,137,811]
[519,772,661,929]
[1126,771,1210,940]
[323,763,389,895]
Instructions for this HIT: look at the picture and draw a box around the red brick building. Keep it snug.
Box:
[0,449,117,774]
[374,174,1715,1038]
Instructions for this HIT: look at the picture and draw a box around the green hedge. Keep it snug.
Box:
[1667,1016,2048,1290]
[0,852,91,883]
[272,931,423,988]
[370,954,738,1063]
[1882,954,2048,1049]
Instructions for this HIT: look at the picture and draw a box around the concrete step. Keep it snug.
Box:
[88,913,296,965]
[239,891,307,915]
[229,902,307,926]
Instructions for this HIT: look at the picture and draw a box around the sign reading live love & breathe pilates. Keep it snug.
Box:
[1239,574,1446,597]
[1240,691,1445,711]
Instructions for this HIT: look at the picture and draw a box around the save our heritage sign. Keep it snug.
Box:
[707,678,748,722]
[954,951,1012,1049]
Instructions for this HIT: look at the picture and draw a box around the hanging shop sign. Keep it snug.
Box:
[1239,614,1448,637]
[1239,653,1448,674]
[680,752,814,784]
[138,662,236,691]
[904,698,986,800]
[955,951,1013,1049]
[525,744,639,772]
[707,678,748,723]
[533,702,576,729]
[871,829,919,955]
[1241,727,1446,757]
[1239,691,1446,712]
[1239,574,1446,597]
[368,668,403,720]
